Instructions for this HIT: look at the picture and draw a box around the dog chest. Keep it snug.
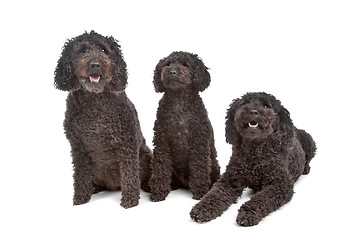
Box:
[165,107,192,151]
[66,105,122,151]
[79,113,116,148]
[235,147,300,190]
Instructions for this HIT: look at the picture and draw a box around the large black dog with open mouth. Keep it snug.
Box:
[54,31,152,208]
[190,92,316,226]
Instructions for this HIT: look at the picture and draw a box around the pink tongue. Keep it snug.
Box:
[89,75,100,82]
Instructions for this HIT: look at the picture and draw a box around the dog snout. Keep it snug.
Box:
[169,69,177,75]
[90,61,100,69]
[250,110,259,115]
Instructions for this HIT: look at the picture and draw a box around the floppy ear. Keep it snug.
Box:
[107,37,128,92]
[153,58,166,93]
[225,98,242,145]
[193,55,210,92]
[272,96,294,135]
[278,105,294,133]
[54,40,80,91]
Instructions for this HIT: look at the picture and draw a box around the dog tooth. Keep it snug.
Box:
[248,122,259,128]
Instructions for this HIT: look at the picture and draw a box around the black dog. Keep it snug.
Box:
[190,92,316,226]
[54,31,152,208]
[149,51,220,201]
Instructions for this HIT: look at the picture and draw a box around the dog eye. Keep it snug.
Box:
[183,63,189,67]
[99,47,108,54]
[264,103,271,108]
[78,44,87,53]
[100,47,107,53]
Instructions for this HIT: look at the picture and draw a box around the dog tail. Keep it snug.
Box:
[296,129,316,175]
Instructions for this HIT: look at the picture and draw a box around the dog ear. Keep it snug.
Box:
[153,58,166,93]
[278,106,293,133]
[225,98,242,145]
[193,55,211,92]
[54,40,80,91]
[273,98,294,135]
[107,37,128,92]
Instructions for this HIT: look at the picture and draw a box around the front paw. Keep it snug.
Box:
[236,208,262,227]
[150,192,169,202]
[73,193,91,205]
[190,202,219,223]
[121,197,139,209]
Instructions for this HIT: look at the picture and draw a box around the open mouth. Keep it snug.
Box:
[88,73,101,83]
[248,121,259,128]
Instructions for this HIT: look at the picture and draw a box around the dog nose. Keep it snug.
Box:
[250,110,258,115]
[169,69,177,75]
[90,61,100,69]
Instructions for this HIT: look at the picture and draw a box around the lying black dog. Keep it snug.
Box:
[190,92,316,226]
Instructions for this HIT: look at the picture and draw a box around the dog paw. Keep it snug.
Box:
[150,192,168,202]
[236,208,262,227]
[121,197,139,209]
[190,203,219,223]
[190,208,208,223]
[73,194,91,205]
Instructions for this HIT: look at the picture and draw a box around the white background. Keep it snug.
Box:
[1,0,359,239]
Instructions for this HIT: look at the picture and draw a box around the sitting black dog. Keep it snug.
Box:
[54,31,152,208]
[190,92,316,226]
[149,51,220,201]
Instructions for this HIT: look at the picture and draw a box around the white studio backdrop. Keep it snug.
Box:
[1,0,359,239]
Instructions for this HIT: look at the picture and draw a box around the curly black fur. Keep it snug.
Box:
[54,31,152,208]
[149,51,220,201]
[190,92,316,226]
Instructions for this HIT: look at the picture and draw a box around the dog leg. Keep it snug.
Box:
[236,181,294,226]
[210,143,220,183]
[119,150,141,209]
[149,124,173,202]
[149,152,173,201]
[190,169,245,222]
[188,144,212,200]
[72,145,95,205]
[139,143,153,193]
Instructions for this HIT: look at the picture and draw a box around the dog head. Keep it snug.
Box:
[153,51,210,93]
[225,92,293,144]
[54,31,127,93]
